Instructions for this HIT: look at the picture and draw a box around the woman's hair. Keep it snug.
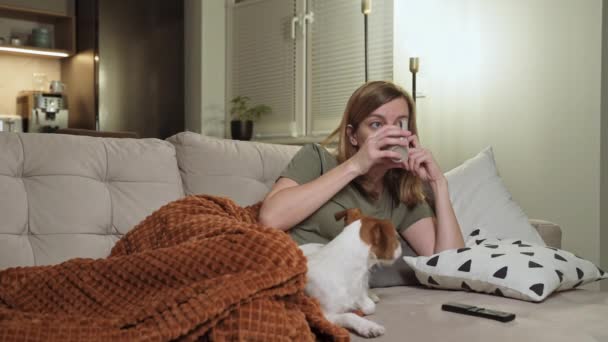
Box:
[321,80,426,208]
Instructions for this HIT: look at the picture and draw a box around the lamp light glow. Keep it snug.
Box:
[0,46,69,58]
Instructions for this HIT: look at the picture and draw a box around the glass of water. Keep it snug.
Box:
[389,117,409,162]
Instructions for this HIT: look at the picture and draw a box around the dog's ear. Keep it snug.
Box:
[334,209,348,221]
[363,220,399,260]
[334,208,363,225]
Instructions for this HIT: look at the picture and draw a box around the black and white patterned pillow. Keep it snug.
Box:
[403,229,607,302]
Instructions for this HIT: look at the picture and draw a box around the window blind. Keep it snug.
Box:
[230,0,393,138]
[231,0,297,137]
[309,0,393,135]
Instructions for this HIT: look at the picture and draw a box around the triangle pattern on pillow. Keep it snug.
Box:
[576,268,584,280]
[555,270,564,283]
[491,253,505,258]
[528,261,543,268]
[529,283,544,297]
[554,254,567,262]
[428,276,440,286]
[494,288,504,297]
[493,266,508,279]
[470,229,480,236]
[458,260,472,272]
[426,255,440,267]
[461,281,472,291]
[457,247,471,253]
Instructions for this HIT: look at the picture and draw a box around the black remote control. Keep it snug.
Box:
[441,302,515,322]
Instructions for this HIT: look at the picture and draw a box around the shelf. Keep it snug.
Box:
[0,45,70,58]
[0,4,75,57]
[0,4,72,20]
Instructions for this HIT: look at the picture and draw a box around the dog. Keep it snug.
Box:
[299,208,402,338]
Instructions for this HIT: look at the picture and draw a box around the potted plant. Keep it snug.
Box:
[230,96,272,140]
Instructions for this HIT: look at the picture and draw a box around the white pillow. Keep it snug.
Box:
[403,229,607,302]
[444,146,545,245]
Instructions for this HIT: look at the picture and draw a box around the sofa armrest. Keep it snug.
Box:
[529,219,562,249]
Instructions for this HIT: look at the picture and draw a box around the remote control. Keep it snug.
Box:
[441,302,515,322]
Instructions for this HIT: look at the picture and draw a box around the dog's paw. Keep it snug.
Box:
[368,290,380,303]
[354,319,385,338]
[359,296,376,315]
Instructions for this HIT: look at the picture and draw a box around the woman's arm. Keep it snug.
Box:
[430,177,464,252]
[401,177,464,256]
[259,126,408,231]
[258,160,360,231]
[399,134,465,256]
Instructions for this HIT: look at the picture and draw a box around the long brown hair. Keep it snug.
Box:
[321,81,426,208]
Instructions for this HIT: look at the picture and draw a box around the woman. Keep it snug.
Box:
[259,81,464,280]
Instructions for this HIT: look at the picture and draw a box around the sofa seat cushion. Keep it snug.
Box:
[351,285,608,342]
[0,133,184,269]
[167,132,300,206]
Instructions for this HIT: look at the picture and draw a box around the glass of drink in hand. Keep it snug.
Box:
[389,117,409,163]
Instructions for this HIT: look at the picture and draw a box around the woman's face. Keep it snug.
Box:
[349,97,410,147]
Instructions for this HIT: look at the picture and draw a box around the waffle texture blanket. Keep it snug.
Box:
[0,195,349,341]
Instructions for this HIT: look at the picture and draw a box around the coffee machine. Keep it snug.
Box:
[17,91,69,133]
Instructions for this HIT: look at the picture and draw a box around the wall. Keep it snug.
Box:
[0,0,71,115]
[184,0,202,133]
[395,0,604,266]
[184,0,225,137]
[602,0,608,291]
[0,55,60,115]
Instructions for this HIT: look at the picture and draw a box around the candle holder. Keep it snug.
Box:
[362,0,371,82]
[409,57,419,102]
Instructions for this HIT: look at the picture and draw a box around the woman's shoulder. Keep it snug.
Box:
[299,142,333,155]
[280,143,326,184]
[296,143,337,164]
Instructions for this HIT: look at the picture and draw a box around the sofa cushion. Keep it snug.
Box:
[445,146,545,245]
[0,133,184,270]
[403,229,607,302]
[167,132,300,206]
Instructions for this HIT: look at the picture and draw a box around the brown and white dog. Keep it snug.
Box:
[299,208,402,338]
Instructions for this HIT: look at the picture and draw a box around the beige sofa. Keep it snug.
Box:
[1,131,606,341]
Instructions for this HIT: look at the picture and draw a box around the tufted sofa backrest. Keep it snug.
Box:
[167,132,301,206]
[0,133,185,269]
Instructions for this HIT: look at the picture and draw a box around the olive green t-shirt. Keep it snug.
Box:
[279,143,435,245]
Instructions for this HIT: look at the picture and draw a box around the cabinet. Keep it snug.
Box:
[0,4,75,58]
[61,0,184,139]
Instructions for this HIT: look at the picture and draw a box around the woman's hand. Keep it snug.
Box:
[347,126,408,175]
[403,134,445,184]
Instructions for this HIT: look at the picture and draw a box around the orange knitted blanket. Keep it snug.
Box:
[0,195,349,341]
